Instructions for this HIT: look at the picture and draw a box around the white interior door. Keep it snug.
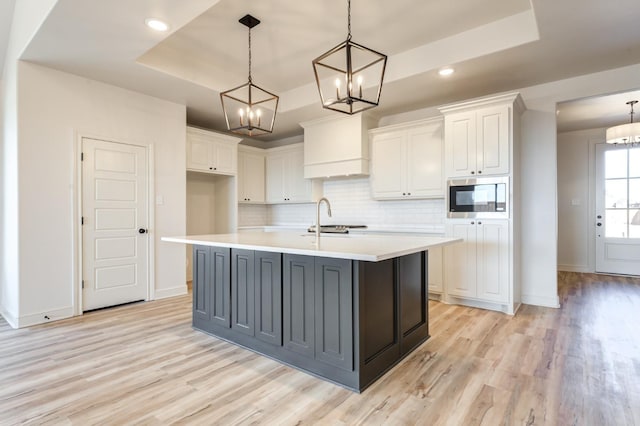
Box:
[595,143,640,275]
[82,138,149,311]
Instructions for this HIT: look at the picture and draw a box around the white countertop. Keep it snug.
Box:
[162,231,461,262]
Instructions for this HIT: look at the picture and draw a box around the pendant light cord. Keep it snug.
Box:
[248,27,252,83]
[629,101,636,124]
[347,0,352,41]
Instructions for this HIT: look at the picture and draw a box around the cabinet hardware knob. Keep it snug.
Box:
[209,167,213,170]
[402,192,406,196]
[597,222,602,226]
[597,215,602,219]
[138,228,147,234]
[408,192,411,195]
[471,221,475,225]
[471,171,475,175]
[478,170,482,174]
[478,221,482,225]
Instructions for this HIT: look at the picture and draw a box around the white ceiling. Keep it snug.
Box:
[6,0,640,141]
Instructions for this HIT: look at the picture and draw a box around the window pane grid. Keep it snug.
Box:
[604,147,640,239]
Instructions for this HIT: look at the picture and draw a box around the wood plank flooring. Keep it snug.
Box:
[1,272,639,425]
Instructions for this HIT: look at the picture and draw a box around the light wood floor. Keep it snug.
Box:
[1,272,639,425]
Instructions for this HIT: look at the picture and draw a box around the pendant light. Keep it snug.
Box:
[312,0,387,115]
[220,15,279,137]
[606,100,640,145]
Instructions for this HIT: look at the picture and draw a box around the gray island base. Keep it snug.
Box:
[191,246,429,392]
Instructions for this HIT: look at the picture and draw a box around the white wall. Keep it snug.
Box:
[519,110,559,307]
[1,0,58,326]
[556,128,605,272]
[12,61,186,326]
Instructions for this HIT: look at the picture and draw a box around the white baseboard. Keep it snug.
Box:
[521,293,560,308]
[558,264,591,273]
[18,306,75,328]
[0,305,19,329]
[154,285,188,300]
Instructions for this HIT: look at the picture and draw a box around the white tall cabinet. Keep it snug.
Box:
[369,118,445,200]
[444,105,510,178]
[439,93,524,314]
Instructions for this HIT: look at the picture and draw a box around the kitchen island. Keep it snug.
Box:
[162,231,461,392]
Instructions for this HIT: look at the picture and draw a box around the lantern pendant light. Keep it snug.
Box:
[606,100,640,145]
[220,14,279,136]
[312,0,387,115]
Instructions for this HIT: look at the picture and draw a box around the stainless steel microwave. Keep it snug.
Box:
[447,177,509,218]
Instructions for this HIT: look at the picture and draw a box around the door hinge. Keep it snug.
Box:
[82,280,85,289]
[81,216,84,225]
[81,152,84,161]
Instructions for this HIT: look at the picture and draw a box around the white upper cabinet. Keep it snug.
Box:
[266,143,322,204]
[440,93,523,178]
[444,106,509,177]
[186,127,241,175]
[369,118,444,200]
[238,146,265,203]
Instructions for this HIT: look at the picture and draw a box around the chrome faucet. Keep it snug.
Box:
[315,197,332,241]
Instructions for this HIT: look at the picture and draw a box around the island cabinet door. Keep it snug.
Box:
[193,246,211,325]
[254,252,282,346]
[398,252,428,355]
[210,247,231,328]
[314,257,354,372]
[283,254,315,357]
[231,249,255,336]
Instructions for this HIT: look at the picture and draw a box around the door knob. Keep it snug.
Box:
[138,228,147,234]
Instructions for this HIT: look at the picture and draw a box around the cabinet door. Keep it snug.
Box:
[283,254,315,357]
[445,111,477,178]
[407,124,444,198]
[238,151,265,203]
[212,140,236,174]
[187,136,211,172]
[286,148,313,203]
[476,220,509,303]
[427,247,443,294]
[255,252,282,346]
[444,221,477,298]
[476,106,509,176]
[210,247,231,327]
[231,249,254,336]
[370,132,405,199]
[266,153,286,203]
[192,246,211,324]
[314,257,353,371]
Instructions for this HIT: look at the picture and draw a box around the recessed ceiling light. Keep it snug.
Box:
[145,18,169,32]
[439,67,455,77]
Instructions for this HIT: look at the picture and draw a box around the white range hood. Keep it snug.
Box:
[300,114,376,179]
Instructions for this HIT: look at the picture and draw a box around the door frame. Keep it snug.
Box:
[74,132,155,316]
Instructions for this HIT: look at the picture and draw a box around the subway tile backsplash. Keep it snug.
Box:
[238,177,445,233]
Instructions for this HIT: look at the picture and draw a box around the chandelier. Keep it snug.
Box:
[220,15,279,136]
[312,0,387,115]
[606,100,640,145]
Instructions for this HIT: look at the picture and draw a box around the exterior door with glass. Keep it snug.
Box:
[595,143,640,275]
